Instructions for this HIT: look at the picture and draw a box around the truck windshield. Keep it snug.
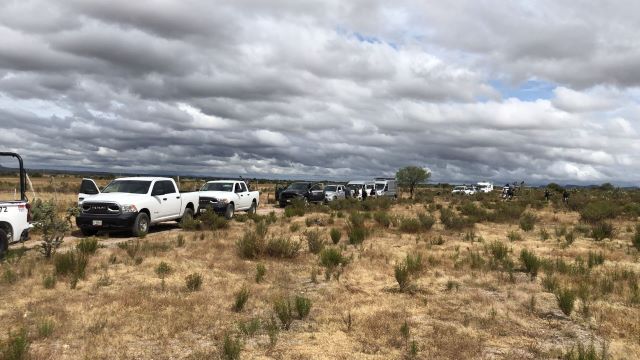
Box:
[375,183,385,190]
[286,183,309,191]
[201,182,234,191]
[102,180,151,194]
[324,185,337,192]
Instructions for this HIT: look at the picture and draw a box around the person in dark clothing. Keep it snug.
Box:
[361,185,367,201]
[544,189,550,201]
[562,190,570,204]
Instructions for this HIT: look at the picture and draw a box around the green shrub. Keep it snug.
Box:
[294,296,312,319]
[395,253,424,291]
[0,328,29,360]
[273,298,294,330]
[200,211,229,230]
[233,286,250,312]
[405,253,423,274]
[289,222,300,232]
[373,211,391,228]
[520,249,541,278]
[329,228,341,244]
[221,334,243,360]
[238,318,261,337]
[265,237,301,258]
[488,202,526,223]
[179,216,200,231]
[519,213,537,232]
[542,274,559,293]
[507,230,522,241]
[439,208,471,230]
[633,224,640,251]
[54,250,88,280]
[284,199,306,217]
[155,261,172,278]
[556,287,576,316]
[587,251,604,268]
[580,200,619,224]
[255,263,266,283]
[399,218,421,233]
[395,263,411,291]
[458,202,488,222]
[590,222,614,241]
[417,212,435,230]
[346,212,368,245]
[539,228,550,241]
[236,230,265,259]
[76,238,99,255]
[117,240,141,259]
[319,247,349,269]
[304,229,325,254]
[561,342,604,360]
[487,241,509,262]
[37,318,55,338]
[185,273,203,292]
[42,274,56,289]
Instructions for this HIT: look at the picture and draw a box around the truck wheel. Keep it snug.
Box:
[132,212,150,237]
[180,208,194,224]
[247,201,257,215]
[225,203,235,220]
[80,228,98,237]
[0,229,7,259]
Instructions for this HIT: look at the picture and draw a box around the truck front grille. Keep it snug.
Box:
[82,202,120,215]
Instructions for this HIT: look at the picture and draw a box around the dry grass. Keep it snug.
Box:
[1,178,639,359]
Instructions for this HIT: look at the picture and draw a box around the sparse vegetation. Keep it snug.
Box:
[185,272,203,292]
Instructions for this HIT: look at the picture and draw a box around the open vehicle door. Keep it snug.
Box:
[78,178,100,205]
[309,183,325,202]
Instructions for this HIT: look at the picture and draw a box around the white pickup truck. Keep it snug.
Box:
[76,177,199,237]
[198,180,259,219]
[0,152,31,258]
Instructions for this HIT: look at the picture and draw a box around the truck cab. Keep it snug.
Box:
[278,182,325,207]
[198,180,260,219]
[0,152,31,258]
[375,178,398,198]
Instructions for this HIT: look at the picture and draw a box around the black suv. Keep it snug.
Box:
[278,182,324,207]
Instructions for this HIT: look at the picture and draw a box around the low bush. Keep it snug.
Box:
[233,286,250,312]
[347,213,368,245]
[273,297,294,330]
[236,230,264,259]
[319,247,349,269]
[542,274,559,293]
[373,211,391,228]
[520,249,541,279]
[633,224,640,251]
[488,202,526,223]
[54,250,88,280]
[587,251,605,268]
[221,334,243,360]
[265,237,301,258]
[580,200,619,224]
[417,212,435,230]
[304,229,325,254]
[590,222,614,241]
[394,253,424,292]
[539,228,550,241]
[555,287,576,316]
[0,328,29,360]
[185,273,203,292]
[294,295,312,319]
[439,208,471,230]
[76,238,99,255]
[507,230,522,241]
[399,218,421,233]
[329,228,342,244]
[519,213,537,232]
[200,211,229,230]
[487,241,509,262]
[42,274,56,289]
[255,263,266,283]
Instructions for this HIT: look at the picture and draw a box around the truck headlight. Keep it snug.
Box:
[218,198,229,205]
[121,204,138,213]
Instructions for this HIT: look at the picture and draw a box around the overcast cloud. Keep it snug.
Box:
[0,0,639,184]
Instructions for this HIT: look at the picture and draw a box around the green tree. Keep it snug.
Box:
[396,166,431,199]
[31,199,70,258]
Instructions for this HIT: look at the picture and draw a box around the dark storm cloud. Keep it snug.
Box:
[0,0,639,184]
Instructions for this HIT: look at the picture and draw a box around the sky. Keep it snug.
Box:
[0,0,639,185]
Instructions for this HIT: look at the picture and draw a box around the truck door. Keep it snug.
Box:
[309,183,325,202]
[234,183,250,210]
[78,178,100,205]
[162,180,182,218]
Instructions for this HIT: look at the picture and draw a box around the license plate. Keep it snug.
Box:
[200,208,207,213]
[92,220,102,226]
[286,199,291,203]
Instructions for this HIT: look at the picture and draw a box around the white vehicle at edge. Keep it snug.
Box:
[0,152,31,258]
[76,177,199,237]
[375,178,398,198]
[476,182,494,193]
[451,185,476,195]
[198,180,260,219]
[323,184,346,203]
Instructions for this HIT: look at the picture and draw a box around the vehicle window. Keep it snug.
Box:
[80,180,99,195]
[375,183,385,190]
[103,180,152,194]
[201,182,234,191]
[287,183,309,191]
[151,182,165,196]
[234,183,242,193]
[239,183,247,192]
[311,183,324,191]
[325,185,337,192]
[163,181,177,194]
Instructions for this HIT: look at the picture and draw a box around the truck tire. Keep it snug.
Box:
[224,203,235,220]
[80,228,98,237]
[0,229,7,259]
[247,201,257,215]
[132,212,150,237]
[180,208,194,224]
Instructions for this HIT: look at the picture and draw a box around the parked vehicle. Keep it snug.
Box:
[375,178,397,198]
[76,177,199,237]
[0,152,31,258]
[451,185,476,195]
[476,182,494,193]
[278,182,325,207]
[323,184,346,203]
[346,180,376,199]
[199,180,260,219]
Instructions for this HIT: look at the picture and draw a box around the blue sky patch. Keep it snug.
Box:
[490,79,557,101]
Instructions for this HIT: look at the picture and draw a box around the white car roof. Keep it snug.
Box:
[116,177,172,181]
[206,180,240,183]
[347,180,367,184]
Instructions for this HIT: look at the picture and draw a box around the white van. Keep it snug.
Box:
[375,178,397,198]
[476,182,494,193]
[346,180,376,199]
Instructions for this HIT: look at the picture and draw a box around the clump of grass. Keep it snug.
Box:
[329,228,341,244]
[587,251,605,268]
[255,263,266,283]
[294,295,312,319]
[185,273,202,292]
[37,318,55,338]
[440,207,471,230]
[76,238,99,255]
[54,250,88,284]
[373,211,391,228]
[507,230,522,241]
[539,228,550,241]
[520,249,541,279]
[519,212,537,232]
[0,328,29,360]
[117,240,141,259]
[233,286,250,312]
[221,333,243,360]
[319,247,349,270]
[633,224,640,251]
[304,229,325,254]
[590,222,614,241]
[564,231,575,246]
[176,234,185,247]
[561,342,606,360]
[238,317,261,337]
[236,230,265,259]
[417,212,436,230]
[542,274,559,293]
[265,236,301,258]
[42,274,56,289]
[200,211,229,230]
[487,241,509,262]
[289,223,301,232]
[273,297,295,330]
[347,212,367,245]
[399,218,421,233]
[395,253,424,292]
[580,200,619,224]
[555,287,576,316]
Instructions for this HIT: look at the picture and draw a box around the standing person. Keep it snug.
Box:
[562,189,570,204]
[544,189,550,201]
[361,185,367,201]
